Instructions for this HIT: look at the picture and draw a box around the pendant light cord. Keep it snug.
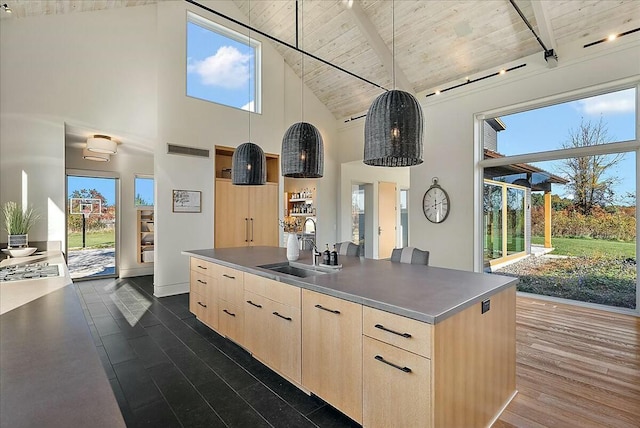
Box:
[300,0,304,123]
[392,0,395,90]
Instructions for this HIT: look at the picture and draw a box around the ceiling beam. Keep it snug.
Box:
[345,0,413,93]
[530,0,557,52]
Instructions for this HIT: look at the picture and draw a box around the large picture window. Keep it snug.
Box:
[480,85,638,311]
[187,12,261,113]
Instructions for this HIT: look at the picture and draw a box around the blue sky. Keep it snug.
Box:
[496,88,636,202]
[186,21,256,111]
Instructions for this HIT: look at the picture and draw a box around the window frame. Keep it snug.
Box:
[186,11,262,114]
[475,79,640,314]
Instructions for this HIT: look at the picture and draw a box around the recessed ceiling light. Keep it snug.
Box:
[499,69,506,75]
[608,34,618,41]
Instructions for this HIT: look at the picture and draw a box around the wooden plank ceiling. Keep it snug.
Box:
[3,0,639,120]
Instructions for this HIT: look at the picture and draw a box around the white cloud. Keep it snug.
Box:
[241,100,255,112]
[574,89,635,115]
[188,46,251,89]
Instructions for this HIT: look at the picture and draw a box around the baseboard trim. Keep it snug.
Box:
[154,282,189,297]
[120,266,154,278]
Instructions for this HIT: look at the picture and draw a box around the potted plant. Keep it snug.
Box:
[2,201,40,248]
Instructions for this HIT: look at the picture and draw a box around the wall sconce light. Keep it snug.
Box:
[83,148,110,162]
[1,4,12,13]
[86,135,117,154]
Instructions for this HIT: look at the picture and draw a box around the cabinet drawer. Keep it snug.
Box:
[190,271,211,295]
[219,300,244,345]
[216,267,244,306]
[190,257,215,276]
[244,273,301,308]
[363,306,432,358]
[189,291,218,331]
[363,336,431,428]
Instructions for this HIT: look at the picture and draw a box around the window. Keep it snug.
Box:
[135,176,154,207]
[480,85,638,310]
[187,12,261,113]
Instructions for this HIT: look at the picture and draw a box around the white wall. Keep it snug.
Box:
[0,5,158,248]
[336,36,640,271]
[154,1,338,296]
[66,145,154,278]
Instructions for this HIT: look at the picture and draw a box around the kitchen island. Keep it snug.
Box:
[0,252,126,428]
[184,246,518,428]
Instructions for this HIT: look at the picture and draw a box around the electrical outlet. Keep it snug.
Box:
[481,299,490,314]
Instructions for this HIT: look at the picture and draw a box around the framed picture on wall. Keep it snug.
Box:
[172,190,201,213]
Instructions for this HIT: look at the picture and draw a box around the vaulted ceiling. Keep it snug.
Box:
[2,0,639,120]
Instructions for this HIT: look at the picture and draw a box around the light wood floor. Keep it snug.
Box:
[495,296,640,428]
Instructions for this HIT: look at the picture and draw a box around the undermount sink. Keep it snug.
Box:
[258,262,332,278]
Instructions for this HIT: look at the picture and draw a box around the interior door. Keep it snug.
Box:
[378,181,396,259]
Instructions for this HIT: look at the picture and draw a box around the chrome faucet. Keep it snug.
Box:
[302,217,320,266]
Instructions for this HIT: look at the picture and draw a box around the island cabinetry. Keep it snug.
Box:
[189,260,218,330]
[302,289,363,424]
[362,306,432,427]
[244,274,302,384]
[215,265,245,344]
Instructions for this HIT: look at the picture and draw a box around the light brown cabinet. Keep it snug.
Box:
[362,306,432,428]
[189,259,218,330]
[215,180,279,248]
[244,274,302,384]
[302,289,363,423]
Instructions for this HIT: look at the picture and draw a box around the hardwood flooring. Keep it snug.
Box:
[495,297,640,428]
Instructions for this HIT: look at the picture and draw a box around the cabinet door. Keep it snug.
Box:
[249,184,278,246]
[302,289,363,423]
[363,336,431,428]
[243,291,270,360]
[217,266,244,307]
[190,269,219,331]
[215,179,250,248]
[218,301,244,345]
[268,300,301,383]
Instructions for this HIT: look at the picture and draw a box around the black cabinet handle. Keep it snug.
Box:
[273,311,292,321]
[245,218,249,242]
[374,324,412,338]
[247,300,262,308]
[197,265,207,270]
[197,279,207,285]
[197,301,207,308]
[223,309,236,317]
[222,274,236,279]
[251,218,254,242]
[374,355,412,373]
[315,304,340,314]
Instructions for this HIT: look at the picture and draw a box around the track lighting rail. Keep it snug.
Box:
[185,0,388,91]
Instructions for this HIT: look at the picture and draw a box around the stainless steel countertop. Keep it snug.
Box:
[183,246,518,324]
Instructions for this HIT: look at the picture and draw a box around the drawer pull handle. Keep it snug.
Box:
[247,300,263,308]
[374,324,412,338]
[375,355,412,373]
[197,301,207,308]
[223,309,236,317]
[197,265,207,270]
[222,274,236,279]
[315,304,340,315]
[273,311,292,321]
[197,279,207,285]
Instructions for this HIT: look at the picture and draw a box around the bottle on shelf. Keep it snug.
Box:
[330,244,338,266]
[323,244,330,265]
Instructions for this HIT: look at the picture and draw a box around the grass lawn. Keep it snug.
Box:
[497,236,637,309]
[68,230,115,249]
[531,235,636,258]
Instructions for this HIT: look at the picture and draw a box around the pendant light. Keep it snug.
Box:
[281,0,324,178]
[232,1,267,186]
[363,0,423,167]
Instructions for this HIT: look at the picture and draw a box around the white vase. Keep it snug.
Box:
[286,232,299,261]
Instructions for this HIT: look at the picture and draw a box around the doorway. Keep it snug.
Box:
[67,174,118,280]
[378,181,396,259]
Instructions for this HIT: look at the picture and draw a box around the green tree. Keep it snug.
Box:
[135,193,151,206]
[560,118,624,215]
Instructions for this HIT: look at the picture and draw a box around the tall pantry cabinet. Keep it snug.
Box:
[214,146,279,248]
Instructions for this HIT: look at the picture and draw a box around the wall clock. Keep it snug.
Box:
[422,178,450,224]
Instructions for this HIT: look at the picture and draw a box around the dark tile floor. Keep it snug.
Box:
[74,275,361,428]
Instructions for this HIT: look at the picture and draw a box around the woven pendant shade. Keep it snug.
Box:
[364,89,424,167]
[281,122,324,178]
[232,142,266,185]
